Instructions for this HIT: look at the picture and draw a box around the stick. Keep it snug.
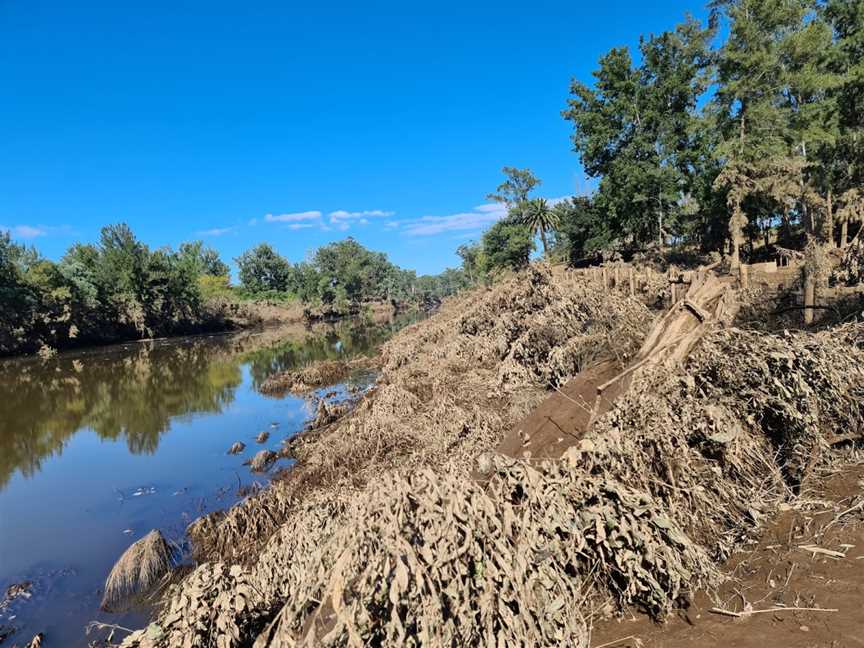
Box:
[591,635,640,648]
[709,606,838,618]
[822,499,864,533]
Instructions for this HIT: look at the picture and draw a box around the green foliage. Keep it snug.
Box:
[0,223,233,356]
[486,167,541,207]
[556,0,863,261]
[519,198,560,257]
[565,17,714,248]
[236,243,292,293]
[482,218,535,273]
[235,237,466,308]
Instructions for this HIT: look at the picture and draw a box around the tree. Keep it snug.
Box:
[551,196,610,263]
[565,17,714,249]
[236,244,292,293]
[519,198,560,258]
[482,219,534,272]
[487,167,541,209]
[456,242,486,285]
[179,241,230,277]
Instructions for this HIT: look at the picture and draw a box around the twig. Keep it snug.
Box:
[85,621,136,635]
[709,606,838,618]
[822,499,864,533]
[591,634,640,648]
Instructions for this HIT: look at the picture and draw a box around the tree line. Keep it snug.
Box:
[0,225,467,355]
[459,0,863,276]
[234,238,469,307]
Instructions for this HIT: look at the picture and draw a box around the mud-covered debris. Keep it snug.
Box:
[256,431,270,444]
[187,265,654,564]
[260,359,368,396]
[308,400,348,431]
[249,450,278,472]
[227,441,245,455]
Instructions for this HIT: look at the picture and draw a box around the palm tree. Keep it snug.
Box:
[519,198,559,259]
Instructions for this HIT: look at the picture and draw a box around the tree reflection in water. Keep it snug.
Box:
[0,311,421,490]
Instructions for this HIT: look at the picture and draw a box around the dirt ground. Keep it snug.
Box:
[590,463,864,648]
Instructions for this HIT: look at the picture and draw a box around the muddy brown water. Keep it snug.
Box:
[0,314,419,647]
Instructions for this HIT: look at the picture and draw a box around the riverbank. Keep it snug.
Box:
[0,312,425,647]
[0,297,414,360]
[110,264,863,647]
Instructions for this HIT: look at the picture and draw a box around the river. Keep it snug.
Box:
[0,314,418,647]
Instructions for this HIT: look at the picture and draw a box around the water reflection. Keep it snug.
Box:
[0,312,419,492]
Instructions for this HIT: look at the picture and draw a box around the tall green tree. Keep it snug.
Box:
[486,167,541,208]
[482,219,534,272]
[565,17,714,249]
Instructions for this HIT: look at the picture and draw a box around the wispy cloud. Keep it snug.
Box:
[265,211,323,223]
[399,203,507,236]
[0,224,72,239]
[288,223,317,230]
[197,226,237,237]
[328,209,394,224]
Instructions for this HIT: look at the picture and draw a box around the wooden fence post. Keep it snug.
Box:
[803,268,815,326]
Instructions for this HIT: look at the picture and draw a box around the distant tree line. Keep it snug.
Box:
[0,225,468,355]
[235,237,469,307]
[459,0,863,274]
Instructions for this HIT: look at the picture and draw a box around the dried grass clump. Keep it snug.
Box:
[101,530,175,612]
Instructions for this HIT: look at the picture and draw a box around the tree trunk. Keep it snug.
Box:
[825,189,834,246]
[841,220,849,248]
[730,236,741,271]
[540,227,549,259]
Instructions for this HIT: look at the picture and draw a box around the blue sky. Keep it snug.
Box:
[1,1,709,277]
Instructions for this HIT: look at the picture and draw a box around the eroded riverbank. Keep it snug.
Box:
[0,313,420,647]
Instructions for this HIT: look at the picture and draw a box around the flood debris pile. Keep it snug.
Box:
[185,265,652,564]
[120,319,864,648]
[260,359,366,396]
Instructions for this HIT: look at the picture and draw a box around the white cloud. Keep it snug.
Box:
[288,223,316,230]
[265,211,322,223]
[197,226,236,237]
[399,203,507,236]
[328,209,394,223]
[1,224,51,239]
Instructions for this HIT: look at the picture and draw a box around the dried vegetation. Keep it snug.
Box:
[101,530,175,612]
[119,267,864,648]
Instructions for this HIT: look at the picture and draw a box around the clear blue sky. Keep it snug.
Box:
[1,1,709,276]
